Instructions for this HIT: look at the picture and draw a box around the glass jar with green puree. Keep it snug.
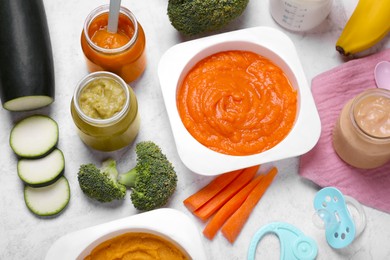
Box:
[71,71,140,151]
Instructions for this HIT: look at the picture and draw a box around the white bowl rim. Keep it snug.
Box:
[45,208,206,260]
[158,26,321,176]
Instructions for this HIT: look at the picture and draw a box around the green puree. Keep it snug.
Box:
[79,78,126,119]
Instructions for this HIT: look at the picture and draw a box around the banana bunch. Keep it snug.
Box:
[336,0,390,56]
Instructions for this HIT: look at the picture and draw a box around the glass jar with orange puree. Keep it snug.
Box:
[71,71,140,151]
[81,5,146,83]
[332,88,390,169]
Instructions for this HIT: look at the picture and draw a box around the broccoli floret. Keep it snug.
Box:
[78,159,126,203]
[118,141,178,211]
[167,0,249,35]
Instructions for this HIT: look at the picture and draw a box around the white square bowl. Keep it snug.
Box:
[45,208,206,259]
[158,26,321,176]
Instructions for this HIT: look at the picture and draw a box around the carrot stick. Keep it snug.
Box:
[221,167,278,243]
[183,169,243,212]
[203,174,264,240]
[193,165,260,221]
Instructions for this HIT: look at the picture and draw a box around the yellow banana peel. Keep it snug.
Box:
[336,0,390,56]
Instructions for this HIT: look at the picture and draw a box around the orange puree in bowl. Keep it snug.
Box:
[84,232,189,260]
[177,50,297,156]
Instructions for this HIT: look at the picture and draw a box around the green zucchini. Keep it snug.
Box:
[24,176,70,217]
[0,0,55,111]
[10,115,59,158]
[17,149,65,187]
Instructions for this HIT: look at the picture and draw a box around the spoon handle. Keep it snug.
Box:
[107,0,121,33]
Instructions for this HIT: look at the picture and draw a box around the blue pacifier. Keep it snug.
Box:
[313,187,366,249]
[248,222,318,260]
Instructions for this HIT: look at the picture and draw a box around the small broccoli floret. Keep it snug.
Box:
[167,0,249,35]
[118,141,178,211]
[78,159,126,203]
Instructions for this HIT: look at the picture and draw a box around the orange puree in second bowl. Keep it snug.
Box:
[177,50,298,156]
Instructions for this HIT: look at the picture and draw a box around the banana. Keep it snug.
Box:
[336,0,390,56]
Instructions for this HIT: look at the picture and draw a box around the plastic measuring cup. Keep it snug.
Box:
[269,0,333,31]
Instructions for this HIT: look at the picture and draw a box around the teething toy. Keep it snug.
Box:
[313,187,366,249]
[248,222,318,260]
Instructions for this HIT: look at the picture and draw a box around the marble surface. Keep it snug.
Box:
[1,0,390,259]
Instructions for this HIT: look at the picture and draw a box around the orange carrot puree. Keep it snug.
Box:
[177,51,297,156]
[88,13,134,49]
[81,12,146,83]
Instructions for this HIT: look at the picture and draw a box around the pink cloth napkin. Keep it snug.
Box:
[299,48,390,214]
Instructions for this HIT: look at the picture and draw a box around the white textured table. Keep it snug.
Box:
[1,0,390,259]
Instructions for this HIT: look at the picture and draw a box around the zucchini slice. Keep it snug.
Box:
[4,96,54,112]
[24,176,70,217]
[0,0,55,111]
[10,115,59,158]
[17,149,65,187]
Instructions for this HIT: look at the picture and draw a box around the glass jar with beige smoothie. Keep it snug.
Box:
[332,88,390,169]
[71,71,140,151]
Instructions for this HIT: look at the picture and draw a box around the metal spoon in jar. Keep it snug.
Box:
[374,61,390,90]
[107,0,122,33]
